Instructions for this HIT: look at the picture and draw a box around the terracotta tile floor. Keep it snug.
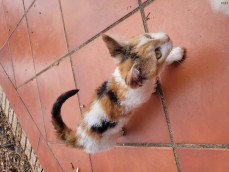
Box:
[0,0,229,171]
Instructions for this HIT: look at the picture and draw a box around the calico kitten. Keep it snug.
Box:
[51,32,184,153]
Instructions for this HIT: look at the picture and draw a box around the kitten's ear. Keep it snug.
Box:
[102,34,124,57]
[126,65,143,89]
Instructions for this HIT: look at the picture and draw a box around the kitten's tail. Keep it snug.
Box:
[51,89,82,148]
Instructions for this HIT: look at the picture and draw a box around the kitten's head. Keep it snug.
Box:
[102,32,173,88]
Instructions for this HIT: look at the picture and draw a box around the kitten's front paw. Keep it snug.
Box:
[166,47,185,64]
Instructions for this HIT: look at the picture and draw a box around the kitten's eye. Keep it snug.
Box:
[155,48,162,59]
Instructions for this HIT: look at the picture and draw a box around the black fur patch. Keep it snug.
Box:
[97,81,108,98]
[96,81,120,104]
[121,49,139,63]
[91,120,117,133]
[130,53,139,61]
[107,90,119,104]
[121,49,131,63]
[51,89,79,130]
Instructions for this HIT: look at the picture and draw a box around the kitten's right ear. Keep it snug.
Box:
[102,34,124,58]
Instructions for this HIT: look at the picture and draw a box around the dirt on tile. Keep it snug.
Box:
[0,110,32,172]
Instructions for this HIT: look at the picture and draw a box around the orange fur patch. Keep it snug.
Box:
[80,121,102,140]
[118,58,133,84]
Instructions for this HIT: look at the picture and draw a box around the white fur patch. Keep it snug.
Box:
[84,101,106,127]
[112,68,126,86]
[77,100,118,153]
[121,80,156,114]
[150,32,167,40]
[137,36,151,47]
[77,104,128,153]
[113,67,157,114]
[159,41,173,61]
[166,47,184,64]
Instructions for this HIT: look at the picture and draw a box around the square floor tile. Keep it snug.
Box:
[2,0,24,34]
[0,0,8,48]
[0,43,15,85]
[27,0,67,73]
[178,148,229,172]
[71,12,170,143]
[37,57,81,142]
[91,146,177,172]
[145,0,229,144]
[0,64,40,151]
[37,136,62,172]
[60,0,139,50]
[71,37,115,107]
[9,18,35,87]
[18,80,46,138]
[50,144,92,172]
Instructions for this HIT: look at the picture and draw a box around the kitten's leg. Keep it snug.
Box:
[166,47,185,64]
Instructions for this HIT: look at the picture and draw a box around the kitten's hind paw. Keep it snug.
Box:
[166,47,185,64]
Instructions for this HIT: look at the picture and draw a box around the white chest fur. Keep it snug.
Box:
[113,68,155,114]
[121,80,155,113]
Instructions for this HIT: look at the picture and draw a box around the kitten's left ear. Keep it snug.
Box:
[102,34,125,58]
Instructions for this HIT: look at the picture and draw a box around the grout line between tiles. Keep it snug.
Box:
[88,154,94,172]
[0,63,18,91]
[57,0,84,118]
[48,141,65,145]
[46,140,65,172]
[117,143,172,147]
[36,134,41,153]
[0,0,9,50]
[22,0,48,141]
[0,63,46,144]
[57,0,70,54]
[16,0,155,90]
[48,141,229,149]
[57,3,95,170]
[138,0,150,32]
[0,0,36,51]
[157,78,182,172]
[176,144,229,149]
[6,40,16,86]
